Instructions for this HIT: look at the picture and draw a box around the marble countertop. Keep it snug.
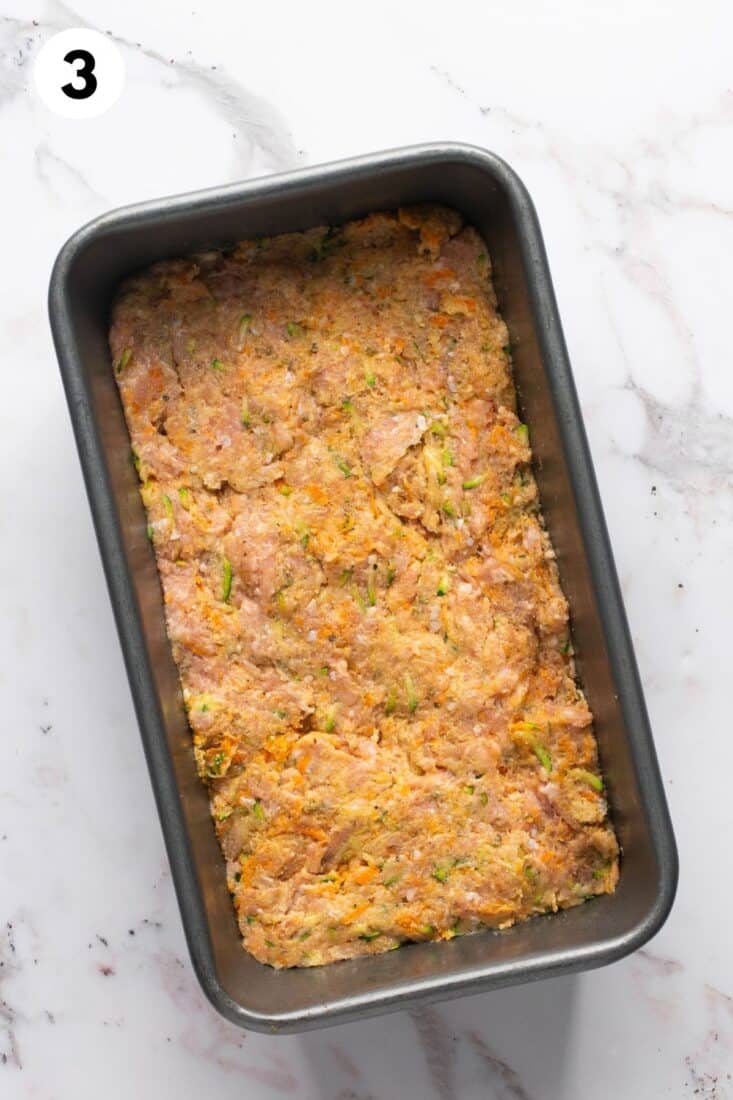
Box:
[2,1,731,1096]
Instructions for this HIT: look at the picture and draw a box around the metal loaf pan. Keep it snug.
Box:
[48,144,677,1032]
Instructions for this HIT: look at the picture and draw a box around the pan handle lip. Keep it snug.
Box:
[48,142,528,283]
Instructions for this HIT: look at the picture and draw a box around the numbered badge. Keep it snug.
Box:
[34,28,124,119]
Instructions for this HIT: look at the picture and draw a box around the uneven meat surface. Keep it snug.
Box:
[111,206,619,968]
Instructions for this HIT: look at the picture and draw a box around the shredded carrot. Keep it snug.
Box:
[341,902,370,925]
[350,864,379,885]
[424,267,456,286]
[305,483,329,504]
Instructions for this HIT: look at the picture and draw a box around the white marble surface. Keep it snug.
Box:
[1,1,731,1096]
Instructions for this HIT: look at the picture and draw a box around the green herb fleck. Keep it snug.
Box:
[365,370,376,388]
[308,228,344,262]
[515,423,530,444]
[570,768,604,792]
[430,420,447,439]
[432,865,450,884]
[412,338,425,362]
[404,672,419,714]
[131,448,140,472]
[385,687,397,715]
[241,398,251,428]
[162,494,174,518]
[116,347,132,374]
[335,456,352,478]
[253,799,266,821]
[221,557,233,603]
[211,358,226,371]
[442,501,456,518]
[146,525,154,542]
[286,321,304,339]
[358,930,382,942]
[436,575,449,597]
[533,744,552,772]
[367,565,378,606]
[386,565,396,587]
[479,791,489,806]
[462,474,486,490]
[207,751,225,777]
[178,487,191,509]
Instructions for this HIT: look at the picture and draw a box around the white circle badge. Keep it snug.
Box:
[34,28,124,119]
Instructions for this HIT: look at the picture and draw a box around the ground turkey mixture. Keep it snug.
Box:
[110,205,619,968]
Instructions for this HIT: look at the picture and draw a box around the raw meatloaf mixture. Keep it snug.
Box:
[110,206,619,968]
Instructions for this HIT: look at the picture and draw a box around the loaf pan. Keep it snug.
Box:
[48,143,677,1032]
